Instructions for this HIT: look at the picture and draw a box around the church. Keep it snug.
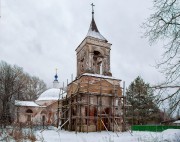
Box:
[15,5,125,132]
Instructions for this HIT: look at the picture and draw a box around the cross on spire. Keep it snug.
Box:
[91,3,95,17]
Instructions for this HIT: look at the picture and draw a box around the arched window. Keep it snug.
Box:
[41,110,47,114]
[94,51,101,56]
[26,109,33,122]
[42,115,45,122]
[93,51,103,74]
[41,110,46,123]
[26,109,33,113]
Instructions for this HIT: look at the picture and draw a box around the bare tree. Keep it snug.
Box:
[0,61,47,126]
[143,0,180,115]
[23,75,47,101]
[0,61,26,125]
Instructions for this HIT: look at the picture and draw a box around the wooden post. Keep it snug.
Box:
[70,90,72,130]
[96,94,98,131]
[76,81,80,132]
[65,94,68,130]
[122,81,126,131]
[80,83,82,132]
[101,119,110,135]
[100,78,102,132]
[57,88,61,128]
[113,81,115,132]
[75,90,78,133]
[87,77,90,133]
[57,99,60,128]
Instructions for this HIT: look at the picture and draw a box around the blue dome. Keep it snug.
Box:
[54,74,58,81]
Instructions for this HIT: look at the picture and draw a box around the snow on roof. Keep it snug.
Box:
[15,100,40,107]
[86,30,107,41]
[36,88,67,101]
[82,73,121,80]
[86,17,107,42]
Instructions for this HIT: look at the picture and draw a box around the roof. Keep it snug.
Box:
[173,120,180,124]
[82,73,121,81]
[86,17,107,42]
[36,88,67,101]
[15,100,40,107]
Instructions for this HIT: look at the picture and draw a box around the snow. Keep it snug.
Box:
[86,29,107,41]
[37,88,67,101]
[82,73,121,81]
[35,128,180,142]
[15,100,40,107]
[160,129,180,141]
[174,120,180,124]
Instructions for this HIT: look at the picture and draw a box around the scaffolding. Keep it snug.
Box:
[57,76,127,133]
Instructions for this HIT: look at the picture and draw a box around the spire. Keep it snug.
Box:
[86,3,108,42]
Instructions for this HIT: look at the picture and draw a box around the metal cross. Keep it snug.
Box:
[91,3,95,13]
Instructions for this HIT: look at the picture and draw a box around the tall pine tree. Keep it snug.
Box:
[126,76,161,125]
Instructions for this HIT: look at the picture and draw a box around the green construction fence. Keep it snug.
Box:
[131,125,180,132]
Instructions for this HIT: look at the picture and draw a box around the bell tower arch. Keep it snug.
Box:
[76,6,112,78]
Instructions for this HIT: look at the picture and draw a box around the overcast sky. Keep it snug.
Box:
[0,0,165,88]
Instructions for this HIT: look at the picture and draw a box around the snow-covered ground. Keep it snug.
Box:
[35,128,180,142]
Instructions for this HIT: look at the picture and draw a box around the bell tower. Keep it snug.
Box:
[76,4,112,78]
[66,4,123,132]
